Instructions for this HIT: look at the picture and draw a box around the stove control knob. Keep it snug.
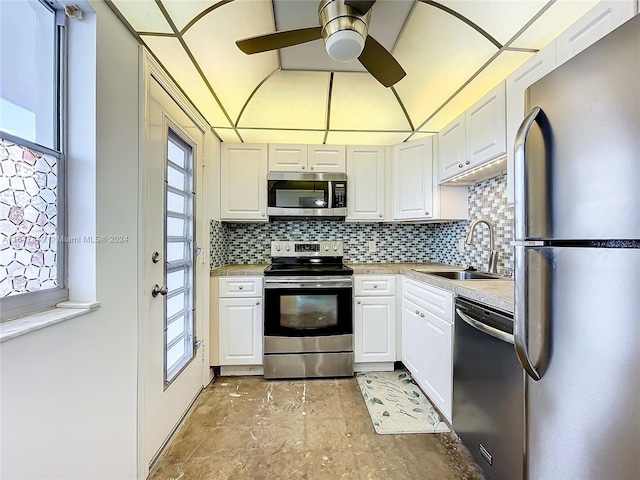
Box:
[276,245,281,251]
[286,245,291,251]
[333,245,338,251]
[324,245,329,251]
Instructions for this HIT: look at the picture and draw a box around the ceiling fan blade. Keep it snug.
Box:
[236,26,322,54]
[358,35,406,88]
[344,0,376,15]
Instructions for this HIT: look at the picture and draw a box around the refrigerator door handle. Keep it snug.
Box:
[514,106,551,241]
[514,245,543,381]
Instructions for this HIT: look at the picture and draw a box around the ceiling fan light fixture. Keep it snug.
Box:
[325,30,365,62]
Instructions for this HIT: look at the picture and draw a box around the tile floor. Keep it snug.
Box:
[149,376,485,480]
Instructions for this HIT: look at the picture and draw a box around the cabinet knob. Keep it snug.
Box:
[301,166,305,170]
[379,214,383,218]
[458,164,463,168]
[420,313,425,318]
[415,310,419,315]
[465,160,470,165]
[357,300,361,304]
[239,286,243,290]
[310,166,314,170]
[425,211,430,216]
[256,301,260,305]
[262,213,266,217]
[373,284,378,288]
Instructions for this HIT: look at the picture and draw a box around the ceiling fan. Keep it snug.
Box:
[236,0,406,88]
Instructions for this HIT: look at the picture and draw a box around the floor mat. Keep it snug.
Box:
[357,370,450,434]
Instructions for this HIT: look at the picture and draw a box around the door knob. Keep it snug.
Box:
[152,284,168,297]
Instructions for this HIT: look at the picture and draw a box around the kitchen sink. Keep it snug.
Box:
[413,270,505,280]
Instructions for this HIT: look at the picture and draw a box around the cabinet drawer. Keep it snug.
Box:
[354,275,396,296]
[219,277,263,297]
[403,277,453,321]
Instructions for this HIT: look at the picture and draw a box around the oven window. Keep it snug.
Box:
[281,295,338,329]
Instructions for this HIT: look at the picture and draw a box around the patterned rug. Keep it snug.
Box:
[356,371,450,434]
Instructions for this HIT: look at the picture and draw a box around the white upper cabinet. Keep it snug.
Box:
[438,82,506,184]
[394,137,468,222]
[268,144,308,172]
[506,44,557,204]
[555,0,637,66]
[346,145,385,222]
[437,113,466,181]
[393,137,434,221]
[308,145,346,172]
[221,143,268,222]
[466,81,506,168]
[268,144,346,172]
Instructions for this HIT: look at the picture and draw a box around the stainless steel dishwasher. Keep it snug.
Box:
[453,297,523,480]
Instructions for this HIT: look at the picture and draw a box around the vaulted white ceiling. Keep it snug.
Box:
[107,0,600,144]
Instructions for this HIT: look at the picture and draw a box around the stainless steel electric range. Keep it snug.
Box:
[263,241,354,379]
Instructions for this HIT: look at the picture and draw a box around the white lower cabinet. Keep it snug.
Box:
[354,275,396,370]
[355,296,395,363]
[218,277,263,366]
[401,277,454,422]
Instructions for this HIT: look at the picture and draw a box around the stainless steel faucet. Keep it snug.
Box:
[465,219,499,273]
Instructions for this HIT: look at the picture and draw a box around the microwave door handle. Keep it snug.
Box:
[328,181,333,209]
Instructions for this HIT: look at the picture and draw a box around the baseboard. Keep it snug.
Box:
[219,365,264,376]
[354,362,395,373]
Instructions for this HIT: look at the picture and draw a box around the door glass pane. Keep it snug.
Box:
[166,242,185,263]
[281,295,338,329]
[167,166,185,189]
[167,191,185,214]
[167,269,185,291]
[167,315,185,344]
[167,217,185,237]
[167,138,186,168]
[167,292,184,318]
[164,128,195,384]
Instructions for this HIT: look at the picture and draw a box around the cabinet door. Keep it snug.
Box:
[219,298,263,365]
[401,298,425,380]
[505,45,556,204]
[346,146,385,221]
[555,0,636,66]
[466,81,506,169]
[438,113,466,182]
[393,137,433,221]
[221,144,267,221]
[268,144,308,172]
[422,310,453,422]
[308,145,346,172]
[355,296,396,363]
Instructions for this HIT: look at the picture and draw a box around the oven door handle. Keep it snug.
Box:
[265,279,352,289]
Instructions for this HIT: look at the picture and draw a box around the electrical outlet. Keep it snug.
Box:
[368,240,376,253]
[458,238,466,253]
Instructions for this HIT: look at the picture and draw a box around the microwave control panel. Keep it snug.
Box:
[333,183,346,208]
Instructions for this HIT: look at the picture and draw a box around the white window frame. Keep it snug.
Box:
[0,0,68,321]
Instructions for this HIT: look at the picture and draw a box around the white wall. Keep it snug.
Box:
[0,2,140,478]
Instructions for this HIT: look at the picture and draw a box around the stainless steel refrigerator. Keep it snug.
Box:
[513,13,640,480]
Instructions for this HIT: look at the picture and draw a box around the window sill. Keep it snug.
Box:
[0,301,101,343]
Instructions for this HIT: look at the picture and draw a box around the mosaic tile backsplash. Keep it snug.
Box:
[210,174,514,275]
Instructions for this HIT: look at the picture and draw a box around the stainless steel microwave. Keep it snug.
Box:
[267,172,347,218]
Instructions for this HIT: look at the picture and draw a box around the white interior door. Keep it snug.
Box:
[141,77,205,470]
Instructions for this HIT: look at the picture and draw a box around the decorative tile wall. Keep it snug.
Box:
[221,220,436,264]
[209,220,228,268]
[432,174,514,274]
[209,174,514,275]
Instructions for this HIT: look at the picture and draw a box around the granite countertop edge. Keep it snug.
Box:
[210,262,514,314]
